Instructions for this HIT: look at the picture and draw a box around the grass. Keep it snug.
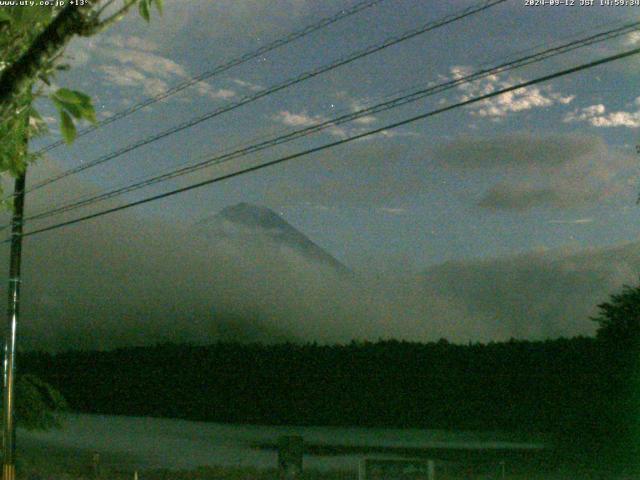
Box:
[16,459,640,480]
[16,466,640,480]
[13,440,640,479]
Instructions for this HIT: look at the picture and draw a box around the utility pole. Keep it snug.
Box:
[2,169,26,480]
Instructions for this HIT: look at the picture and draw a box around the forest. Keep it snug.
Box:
[15,276,640,468]
[18,332,640,465]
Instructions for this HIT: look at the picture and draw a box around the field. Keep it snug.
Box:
[14,441,640,480]
[16,463,640,480]
[14,414,638,480]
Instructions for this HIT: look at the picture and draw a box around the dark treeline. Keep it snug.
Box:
[18,335,639,463]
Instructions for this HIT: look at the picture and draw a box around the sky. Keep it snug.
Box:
[6,0,640,349]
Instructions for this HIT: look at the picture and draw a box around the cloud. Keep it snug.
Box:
[232,78,263,92]
[97,109,115,120]
[564,101,640,128]
[273,111,319,128]
[360,129,418,141]
[193,83,236,101]
[99,65,169,97]
[433,133,638,210]
[104,34,159,53]
[353,115,377,125]
[270,93,393,141]
[347,99,378,126]
[477,183,599,210]
[11,206,640,348]
[4,161,640,349]
[271,102,409,142]
[548,218,594,225]
[271,110,347,138]
[450,66,574,119]
[623,31,640,47]
[68,34,236,103]
[264,132,635,212]
[134,0,316,52]
[378,207,407,215]
[422,241,640,340]
[263,140,422,208]
[432,133,602,170]
[103,48,187,79]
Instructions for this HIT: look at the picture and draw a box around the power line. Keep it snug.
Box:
[18,19,640,226]
[26,0,507,195]
[35,0,388,155]
[24,15,639,225]
[15,45,640,242]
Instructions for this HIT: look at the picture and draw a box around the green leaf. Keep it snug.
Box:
[139,0,151,22]
[0,9,11,24]
[81,102,97,124]
[51,96,82,119]
[153,0,163,14]
[76,92,92,107]
[60,110,76,144]
[53,88,87,105]
[51,88,96,125]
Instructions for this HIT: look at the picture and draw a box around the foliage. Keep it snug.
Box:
[588,282,640,465]
[19,332,640,468]
[138,0,162,22]
[0,0,159,431]
[50,88,96,144]
[0,0,162,193]
[14,373,67,430]
[591,281,640,349]
[20,338,604,432]
[0,373,68,432]
[0,6,55,181]
[25,334,640,466]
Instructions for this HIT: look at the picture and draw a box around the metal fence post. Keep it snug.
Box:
[278,435,303,480]
[92,452,100,479]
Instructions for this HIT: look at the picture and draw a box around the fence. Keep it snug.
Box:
[30,435,640,480]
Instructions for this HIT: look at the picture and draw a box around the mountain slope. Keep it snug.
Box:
[196,203,350,275]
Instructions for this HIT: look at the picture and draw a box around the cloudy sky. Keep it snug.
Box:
[8,0,640,349]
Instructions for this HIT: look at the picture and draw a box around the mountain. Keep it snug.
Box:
[196,203,350,275]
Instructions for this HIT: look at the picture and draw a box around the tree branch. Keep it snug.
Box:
[91,0,138,35]
[0,2,97,119]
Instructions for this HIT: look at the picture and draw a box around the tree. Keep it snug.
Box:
[0,0,162,197]
[14,374,66,431]
[591,281,640,349]
[587,281,640,467]
[0,0,161,430]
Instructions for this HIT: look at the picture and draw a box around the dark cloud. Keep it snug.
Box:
[264,139,419,207]
[432,133,604,170]
[1,161,637,351]
[422,241,640,340]
[476,183,600,210]
[5,204,640,350]
[262,133,635,212]
[431,133,637,211]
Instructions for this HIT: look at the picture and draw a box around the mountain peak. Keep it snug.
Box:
[197,203,350,276]
[218,202,292,231]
